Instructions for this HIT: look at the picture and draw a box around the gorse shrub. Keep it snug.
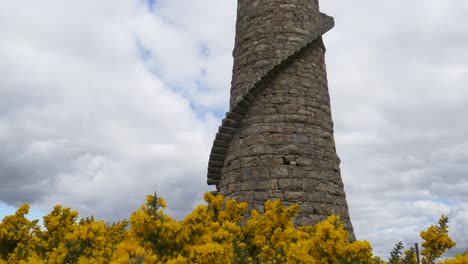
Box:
[0,192,464,263]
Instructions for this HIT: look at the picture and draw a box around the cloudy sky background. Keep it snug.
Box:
[1,0,467,258]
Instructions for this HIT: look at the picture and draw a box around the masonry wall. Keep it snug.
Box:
[230,0,321,107]
[211,0,354,238]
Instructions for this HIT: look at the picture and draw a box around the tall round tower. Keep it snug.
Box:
[207,0,354,237]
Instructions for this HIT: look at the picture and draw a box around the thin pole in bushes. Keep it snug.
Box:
[415,243,421,264]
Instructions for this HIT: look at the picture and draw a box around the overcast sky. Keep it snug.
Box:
[0,0,467,258]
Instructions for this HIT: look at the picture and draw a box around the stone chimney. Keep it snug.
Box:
[207,0,355,238]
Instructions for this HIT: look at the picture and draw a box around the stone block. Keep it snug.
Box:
[296,157,313,166]
[263,114,285,122]
[315,204,332,216]
[268,191,284,199]
[251,145,273,154]
[252,204,265,213]
[226,183,237,194]
[293,134,309,143]
[302,179,317,190]
[240,156,260,167]
[272,166,289,178]
[242,192,255,203]
[306,193,334,204]
[277,144,299,154]
[249,167,270,180]
[284,191,305,201]
[262,107,277,115]
[299,202,315,214]
[225,159,240,171]
[244,135,266,145]
[328,183,341,195]
[254,192,269,201]
[285,114,308,123]
[224,170,242,183]
[282,125,297,134]
[241,181,257,191]
[268,134,291,144]
[277,104,299,114]
[259,179,278,190]
[278,178,302,191]
[316,183,329,193]
[286,166,301,178]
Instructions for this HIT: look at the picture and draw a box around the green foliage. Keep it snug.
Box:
[401,247,417,264]
[389,241,404,264]
[420,215,456,264]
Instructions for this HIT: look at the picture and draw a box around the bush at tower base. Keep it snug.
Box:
[0,192,464,264]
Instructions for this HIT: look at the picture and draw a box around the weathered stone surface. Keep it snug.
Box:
[278,178,302,191]
[277,144,299,154]
[316,183,329,193]
[254,191,269,201]
[208,0,354,239]
[244,135,266,145]
[268,134,291,145]
[274,167,289,178]
[240,156,260,167]
[315,204,333,215]
[251,145,273,155]
[293,134,309,143]
[241,181,257,191]
[267,191,284,199]
[284,191,306,201]
[302,179,318,190]
[259,179,279,190]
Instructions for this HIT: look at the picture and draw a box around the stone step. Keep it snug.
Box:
[219,126,236,135]
[211,146,228,155]
[207,173,220,179]
[231,105,248,115]
[227,111,243,121]
[209,160,224,167]
[237,98,251,109]
[222,118,238,128]
[208,167,222,174]
[216,132,233,142]
[210,153,226,161]
[243,92,256,104]
[207,179,220,185]
[213,139,230,148]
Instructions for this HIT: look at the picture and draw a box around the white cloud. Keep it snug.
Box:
[133,0,236,110]
[322,0,468,257]
[0,0,221,220]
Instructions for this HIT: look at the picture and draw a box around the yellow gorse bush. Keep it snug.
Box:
[0,192,464,263]
[420,215,457,264]
[439,253,468,264]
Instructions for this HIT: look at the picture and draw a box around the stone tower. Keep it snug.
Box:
[207,0,354,237]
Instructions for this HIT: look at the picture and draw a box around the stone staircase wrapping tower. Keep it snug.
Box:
[207,0,354,237]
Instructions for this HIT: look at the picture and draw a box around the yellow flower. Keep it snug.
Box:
[0,192,460,264]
